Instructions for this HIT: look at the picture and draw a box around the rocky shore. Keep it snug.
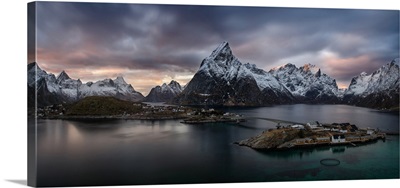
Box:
[235,122,386,150]
[235,128,300,150]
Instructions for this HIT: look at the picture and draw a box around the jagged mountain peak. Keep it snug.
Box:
[300,63,320,74]
[346,59,399,96]
[344,59,399,109]
[274,63,322,77]
[270,63,297,73]
[199,41,241,74]
[391,58,399,66]
[114,76,127,85]
[56,70,71,82]
[315,68,322,77]
[28,62,39,71]
[167,80,179,89]
[144,80,183,102]
[101,78,114,84]
[199,41,239,69]
[28,62,48,76]
[177,42,294,106]
[169,80,179,85]
[360,72,368,76]
[269,62,339,101]
[209,41,231,60]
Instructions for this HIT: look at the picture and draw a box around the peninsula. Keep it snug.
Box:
[36,96,244,123]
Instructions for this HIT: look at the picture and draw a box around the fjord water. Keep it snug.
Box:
[31,104,399,186]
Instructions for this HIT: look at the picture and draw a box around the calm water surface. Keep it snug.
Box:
[31,104,399,186]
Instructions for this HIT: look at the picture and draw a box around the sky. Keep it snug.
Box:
[29,2,399,95]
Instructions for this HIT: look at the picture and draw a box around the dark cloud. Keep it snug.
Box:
[34,2,399,92]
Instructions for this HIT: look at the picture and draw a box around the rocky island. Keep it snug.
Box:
[236,121,386,150]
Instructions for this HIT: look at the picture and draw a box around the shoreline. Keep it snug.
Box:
[235,135,388,151]
[39,115,187,121]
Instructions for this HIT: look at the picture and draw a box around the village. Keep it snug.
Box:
[36,102,244,122]
[274,121,386,149]
[237,120,387,150]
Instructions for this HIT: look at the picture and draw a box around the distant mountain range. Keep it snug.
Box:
[174,42,399,109]
[28,62,144,107]
[28,42,399,109]
[143,80,183,102]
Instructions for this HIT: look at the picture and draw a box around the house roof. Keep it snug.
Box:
[350,124,358,130]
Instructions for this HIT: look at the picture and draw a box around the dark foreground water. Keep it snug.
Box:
[30,104,399,186]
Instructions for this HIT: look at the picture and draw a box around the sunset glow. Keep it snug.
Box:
[29,2,399,95]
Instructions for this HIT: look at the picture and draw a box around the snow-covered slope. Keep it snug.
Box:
[175,41,294,106]
[344,59,399,109]
[28,62,63,107]
[346,59,399,96]
[78,76,143,101]
[144,80,183,102]
[28,44,399,109]
[27,62,144,107]
[176,42,398,108]
[269,63,340,103]
[345,72,371,96]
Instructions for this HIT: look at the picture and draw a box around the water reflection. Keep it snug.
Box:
[32,104,399,186]
[228,104,399,132]
[331,146,346,153]
[255,146,331,160]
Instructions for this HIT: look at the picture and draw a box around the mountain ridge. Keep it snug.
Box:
[27,63,144,107]
[174,42,398,109]
[269,62,340,103]
[343,58,399,109]
[143,80,183,102]
[28,43,399,110]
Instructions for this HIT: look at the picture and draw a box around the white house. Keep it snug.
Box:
[339,129,348,133]
[331,135,346,143]
[330,128,340,132]
[291,124,305,130]
[306,121,320,129]
[367,129,375,135]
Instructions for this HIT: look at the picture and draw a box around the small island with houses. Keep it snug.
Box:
[236,121,387,150]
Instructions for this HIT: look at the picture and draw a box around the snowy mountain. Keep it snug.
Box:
[28,62,64,107]
[343,59,399,109]
[144,80,183,102]
[174,42,398,108]
[28,43,399,109]
[269,63,340,103]
[174,41,294,106]
[27,62,144,107]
